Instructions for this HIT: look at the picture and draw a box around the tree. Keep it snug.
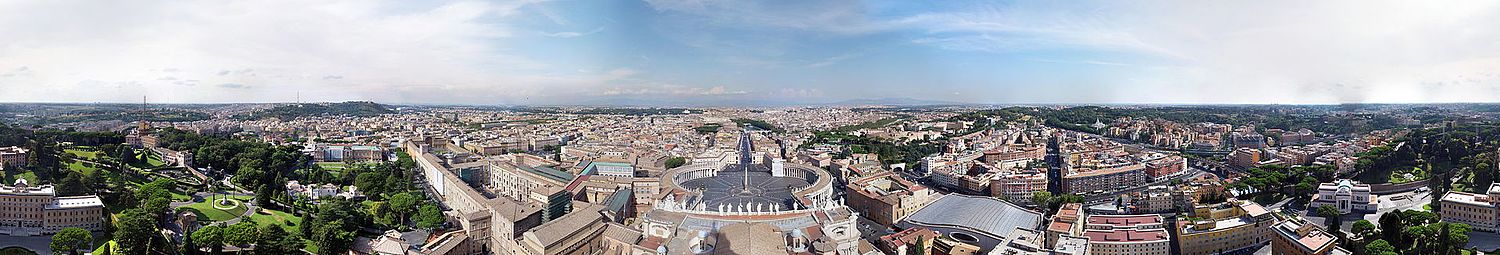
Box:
[387,192,419,224]
[143,197,171,220]
[1352,220,1378,240]
[1379,211,1405,244]
[414,204,445,230]
[57,171,87,196]
[907,235,927,255]
[183,231,198,255]
[82,167,103,192]
[1317,205,1342,227]
[354,172,386,197]
[1404,225,1435,254]
[312,220,355,255]
[224,222,259,246]
[1365,240,1395,255]
[1446,223,1473,255]
[193,225,225,255]
[1031,191,1054,209]
[254,223,302,255]
[49,227,92,255]
[665,157,688,169]
[1294,179,1317,197]
[255,184,274,208]
[1403,210,1438,225]
[114,208,158,255]
[116,146,137,167]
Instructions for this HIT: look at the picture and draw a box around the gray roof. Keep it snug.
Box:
[900,194,1042,239]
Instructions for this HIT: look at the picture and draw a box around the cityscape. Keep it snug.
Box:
[3,1,1500,255]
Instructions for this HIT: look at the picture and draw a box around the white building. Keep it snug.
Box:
[1309,180,1377,214]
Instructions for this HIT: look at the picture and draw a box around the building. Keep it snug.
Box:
[0,146,27,170]
[1176,200,1276,255]
[982,146,1045,166]
[640,132,862,254]
[991,171,1047,206]
[1141,155,1187,181]
[878,227,940,255]
[1044,203,1085,248]
[1278,129,1316,146]
[848,172,937,227]
[1439,184,1500,232]
[989,227,1089,255]
[931,163,996,195]
[1309,180,1378,214]
[305,143,387,162]
[1229,148,1260,169]
[897,194,1043,253]
[177,211,199,234]
[580,161,635,177]
[1271,219,1351,255]
[1082,214,1170,255]
[1231,133,1266,149]
[351,230,473,255]
[1061,163,1148,197]
[0,179,105,236]
[1127,186,1175,214]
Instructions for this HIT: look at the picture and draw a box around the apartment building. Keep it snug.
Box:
[1082,214,1170,255]
[1061,163,1148,196]
[1230,148,1261,169]
[991,171,1047,206]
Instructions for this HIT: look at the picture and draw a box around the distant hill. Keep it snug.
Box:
[828,97,970,106]
[240,101,394,120]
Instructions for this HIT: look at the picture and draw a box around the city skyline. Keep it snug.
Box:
[3,0,1500,105]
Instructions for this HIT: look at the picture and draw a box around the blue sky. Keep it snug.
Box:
[2,0,1499,105]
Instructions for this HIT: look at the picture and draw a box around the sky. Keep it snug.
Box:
[2,0,1500,105]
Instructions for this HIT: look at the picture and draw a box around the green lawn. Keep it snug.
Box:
[64,148,99,159]
[0,246,38,255]
[93,239,114,254]
[316,162,350,171]
[129,151,169,169]
[146,152,166,166]
[245,208,304,234]
[177,197,249,222]
[66,161,98,173]
[2,171,37,185]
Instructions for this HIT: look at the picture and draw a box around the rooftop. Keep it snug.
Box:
[1273,221,1336,253]
[1082,229,1169,243]
[1086,215,1163,227]
[900,194,1042,239]
[48,196,105,209]
[1442,191,1496,208]
[1182,217,1252,234]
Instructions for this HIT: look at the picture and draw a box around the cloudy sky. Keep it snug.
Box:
[2,0,1499,105]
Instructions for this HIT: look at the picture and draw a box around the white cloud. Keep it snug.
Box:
[0,0,628,104]
[897,1,1500,103]
[542,27,604,38]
